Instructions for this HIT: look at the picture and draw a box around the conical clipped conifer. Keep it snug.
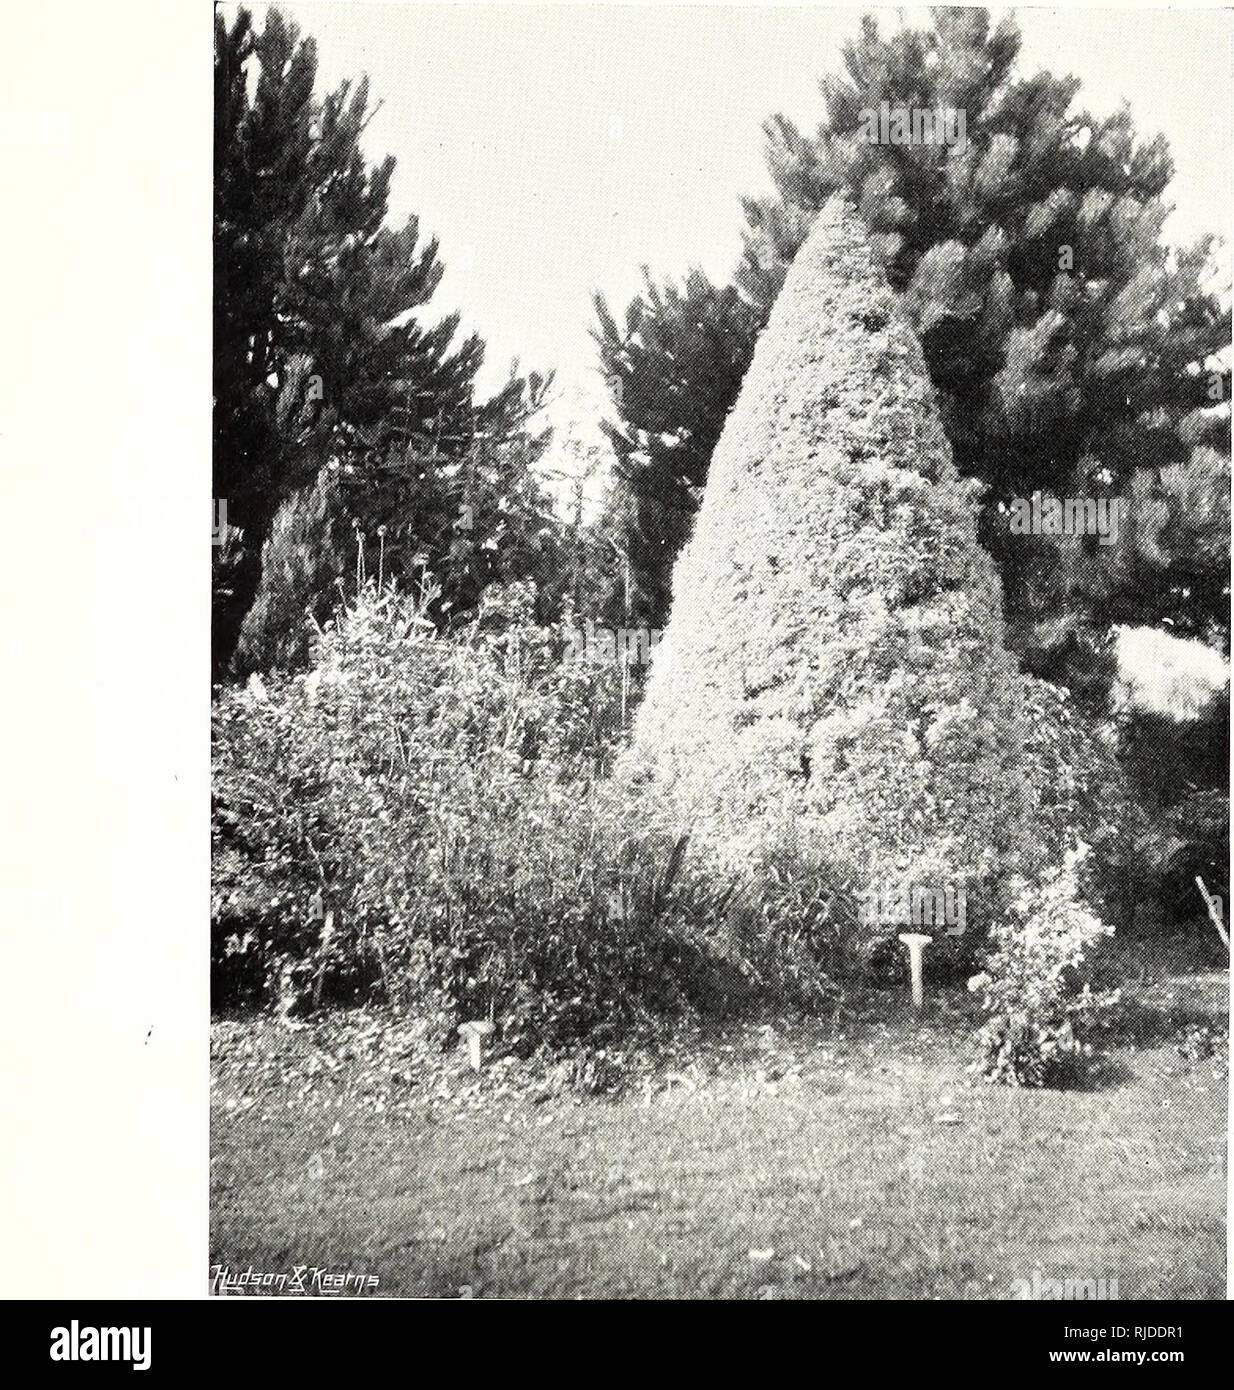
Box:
[599,9,1231,699]
[628,195,1029,935]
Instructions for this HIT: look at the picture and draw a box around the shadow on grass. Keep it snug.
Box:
[1064,1055,1137,1092]
[1093,998,1226,1049]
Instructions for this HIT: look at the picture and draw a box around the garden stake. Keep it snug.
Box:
[898,933,932,1011]
[458,1020,494,1072]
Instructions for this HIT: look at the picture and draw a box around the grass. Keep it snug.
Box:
[210,937,1227,1299]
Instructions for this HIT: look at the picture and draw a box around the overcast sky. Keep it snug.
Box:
[236,3,1233,418]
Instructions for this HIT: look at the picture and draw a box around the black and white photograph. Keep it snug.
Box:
[205,1,1230,1303]
[0,0,1231,1340]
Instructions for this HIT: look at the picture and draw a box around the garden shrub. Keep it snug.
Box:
[1018,674,1147,927]
[212,580,833,1048]
[971,846,1117,1086]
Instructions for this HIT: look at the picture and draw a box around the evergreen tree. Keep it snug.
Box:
[593,272,758,629]
[599,8,1230,699]
[214,6,314,674]
[214,7,540,676]
[232,467,346,674]
[628,196,1028,930]
[235,397,566,673]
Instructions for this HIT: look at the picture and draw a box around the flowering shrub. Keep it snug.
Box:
[970,846,1116,1086]
[212,580,832,1048]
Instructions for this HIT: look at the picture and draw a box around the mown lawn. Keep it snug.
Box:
[211,942,1226,1299]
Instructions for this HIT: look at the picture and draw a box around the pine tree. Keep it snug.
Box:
[214,7,314,674]
[593,272,758,629]
[628,196,1028,927]
[599,8,1231,698]
[214,7,541,676]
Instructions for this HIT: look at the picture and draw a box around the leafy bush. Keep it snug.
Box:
[970,846,1116,1086]
[212,580,833,1048]
[1019,674,1147,927]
